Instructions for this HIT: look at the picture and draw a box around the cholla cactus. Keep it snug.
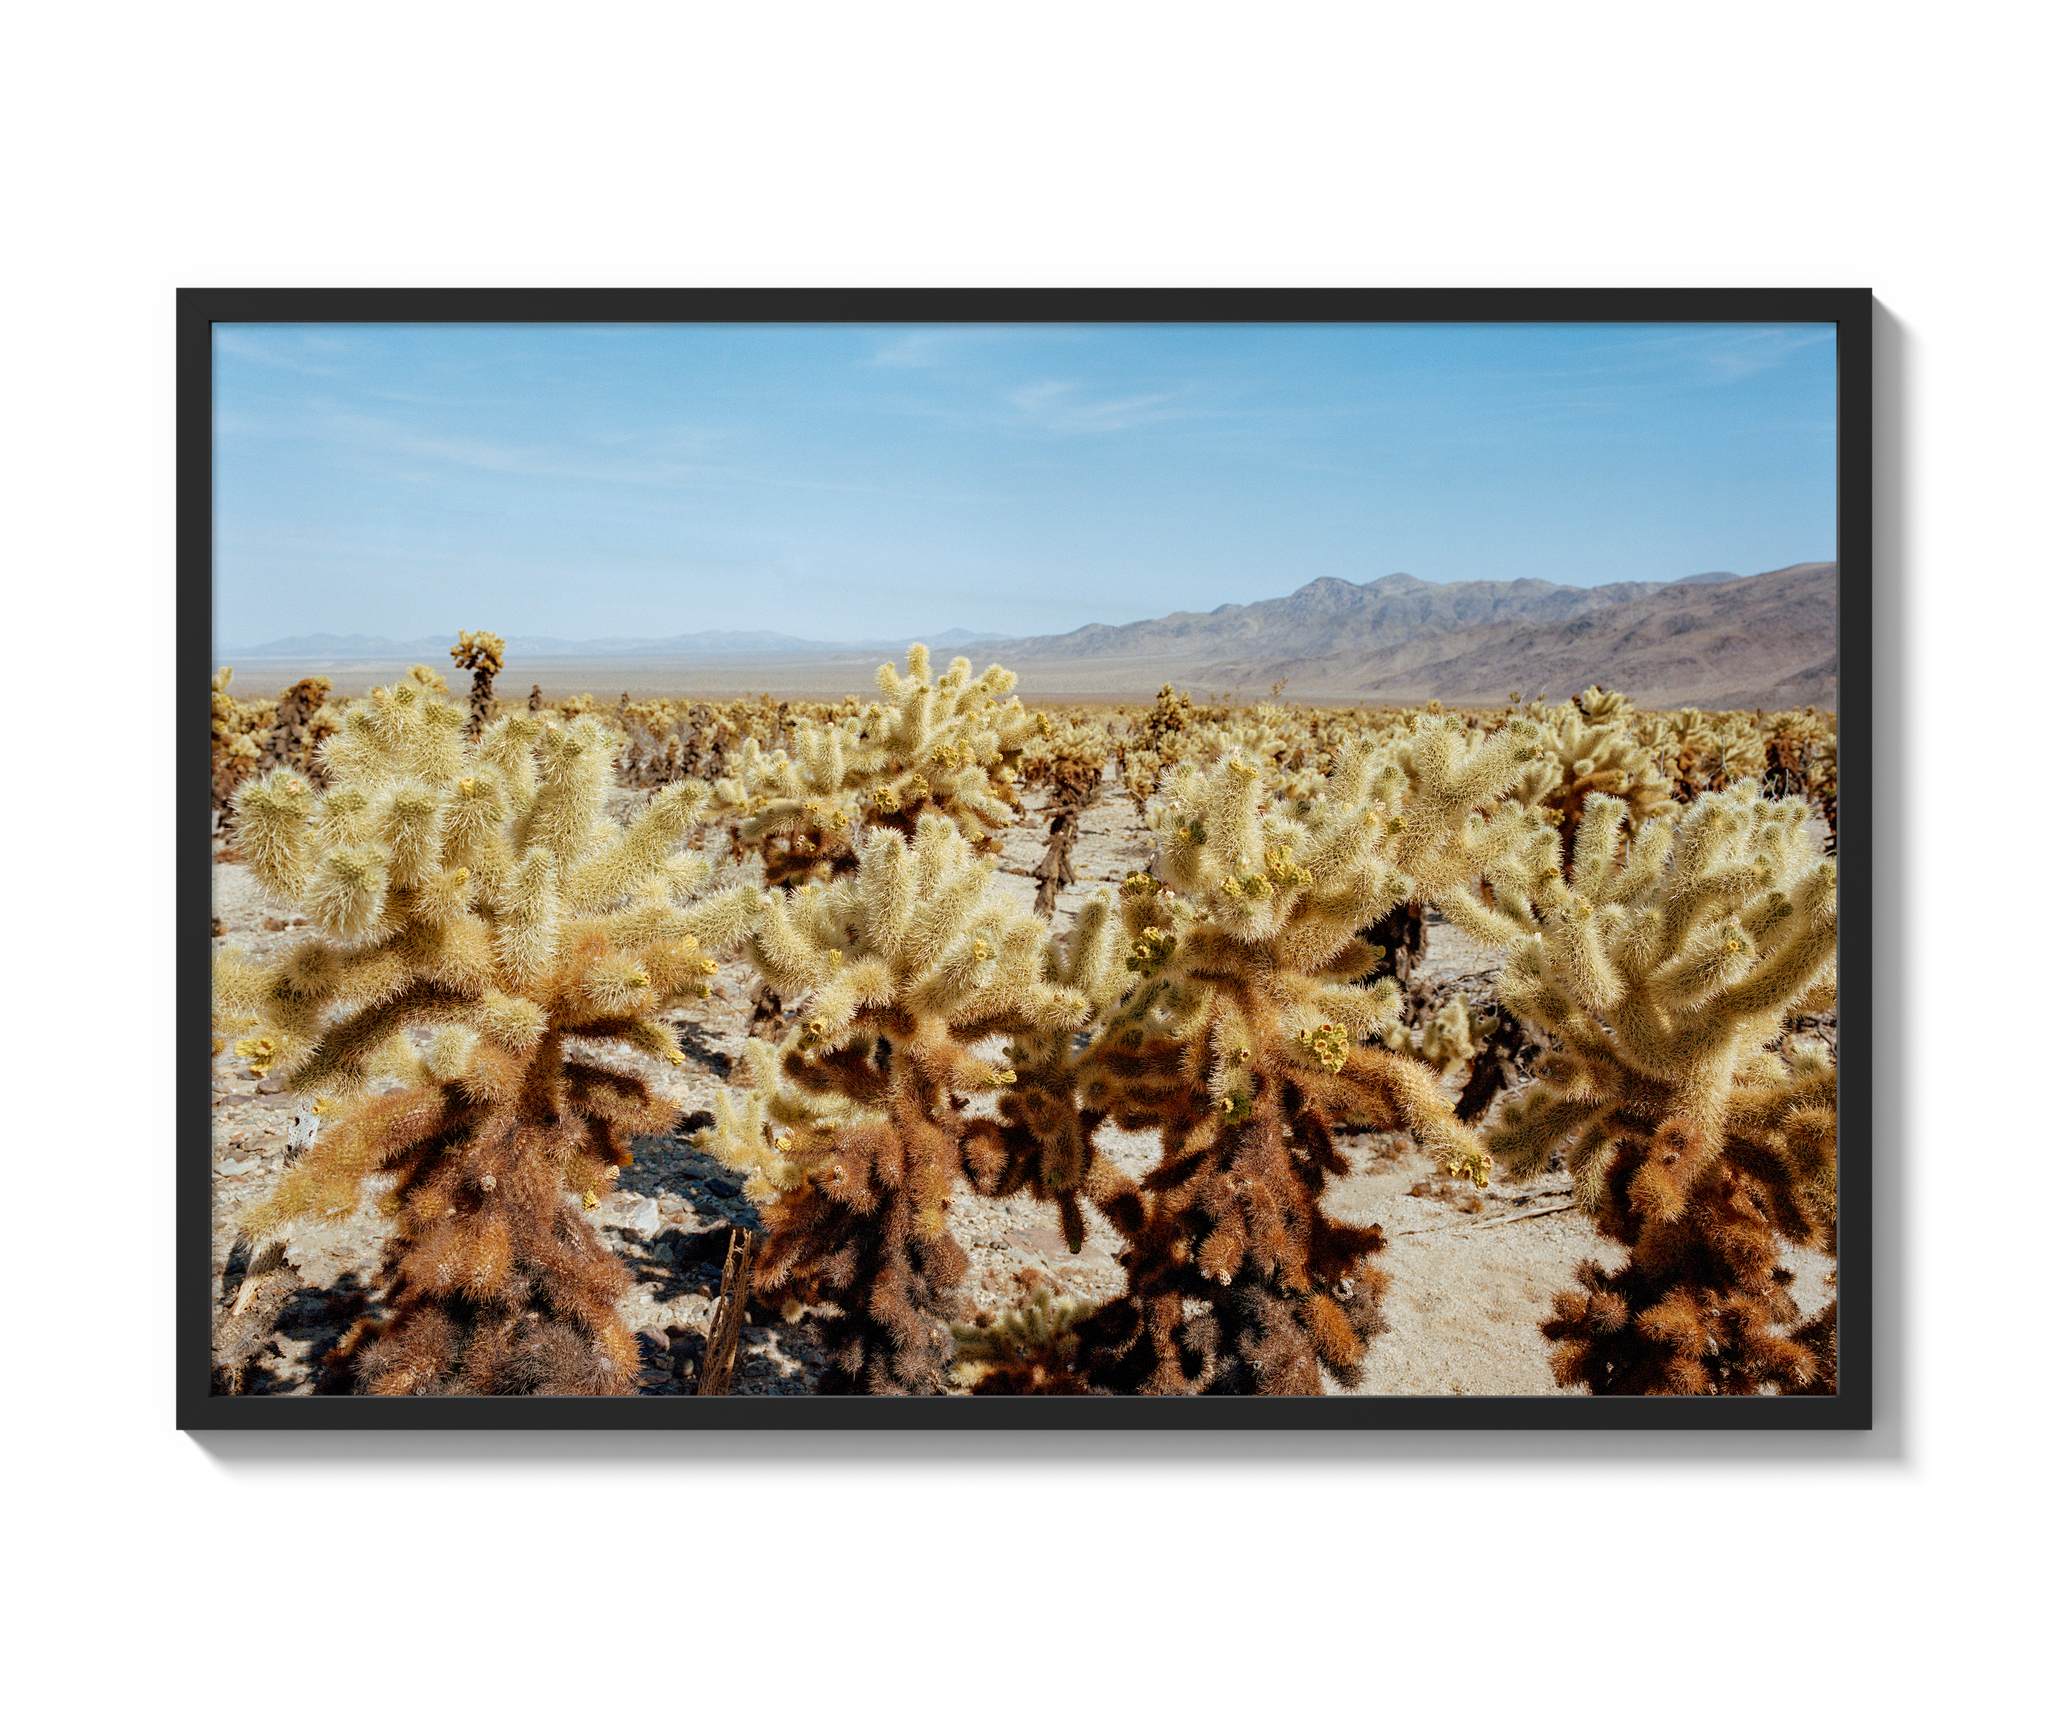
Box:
[214,677,753,1395]
[1343,713,1548,914]
[1113,683,1200,803]
[701,812,1088,1392]
[1761,708,1838,848]
[1377,976,1551,1127]
[1574,684,1633,725]
[1383,992,1480,1082]
[949,1284,1099,1394]
[1017,708,1110,797]
[451,629,506,737]
[700,1036,860,1204]
[1646,706,1711,788]
[955,885,1136,1248]
[714,647,1032,886]
[215,733,260,835]
[1484,785,1838,1394]
[1809,728,1838,851]
[1200,704,1300,776]
[259,676,335,781]
[1028,750,1495,1394]
[1651,707,1767,801]
[1114,742,1165,803]
[1509,690,1671,869]
[211,668,268,835]
[1143,682,1194,746]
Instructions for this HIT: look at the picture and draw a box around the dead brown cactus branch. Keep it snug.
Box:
[697,1228,756,1397]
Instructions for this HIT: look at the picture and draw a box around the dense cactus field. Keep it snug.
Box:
[209,643,1838,1397]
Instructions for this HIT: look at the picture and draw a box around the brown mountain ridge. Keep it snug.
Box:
[999,562,1837,710]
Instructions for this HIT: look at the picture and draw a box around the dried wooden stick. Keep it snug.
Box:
[1450,1201,1579,1233]
[1386,1202,1579,1239]
[696,1228,756,1397]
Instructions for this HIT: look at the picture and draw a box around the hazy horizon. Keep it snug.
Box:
[215,563,1829,658]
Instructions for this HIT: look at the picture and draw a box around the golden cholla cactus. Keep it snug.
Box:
[1199,704,1299,776]
[211,667,274,834]
[1574,684,1633,725]
[1382,992,1480,1082]
[214,676,755,1395]
[1650,706,1768,800]
[701,811,1088,1392]
[1004,748,1495,1395]
[1114,741,1166,803]
[699,1035,862,1209]
[1016,707,1111,798]
[1508,690,1671,869]
[1484,784,1838,1394]
[1142,681,1193,745]
[955,884,1137,1248]
[714,647,1033,886]
[451,629,506,675]
[450,629,506,736]
[1337,713,1548,910]
[949,1284,1099,1394]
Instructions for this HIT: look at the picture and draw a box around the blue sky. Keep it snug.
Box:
[213,321,1837,649]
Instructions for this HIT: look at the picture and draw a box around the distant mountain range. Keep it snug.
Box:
[1191,562,1838,709]
[990,570,1745,664]
[218,562,1837,710]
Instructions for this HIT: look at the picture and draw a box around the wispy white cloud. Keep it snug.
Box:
[1597,324,1836,384]
[214,328,354,377]
[248,406,737,490]
[295,409,996,506]
[866,330,977,369]
[1694,326,1835,381]
[863,327,1081,370]
[1004,379,1197,434]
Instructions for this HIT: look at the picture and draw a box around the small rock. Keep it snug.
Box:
[256,1075,289,1096]
[706,1177,742,1199]
[615,1195,662,1237]
[262,917,287,932]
